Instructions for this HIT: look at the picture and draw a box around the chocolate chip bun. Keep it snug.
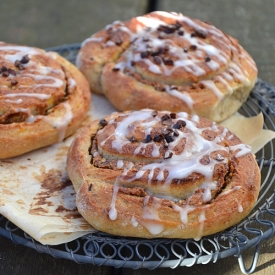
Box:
[0,43,91,159]
[66,109,260,239]
[76,11,257,122]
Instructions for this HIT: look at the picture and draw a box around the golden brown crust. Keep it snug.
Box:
[66,110,261,239]
[77,11,257,122]
[0,43,91,159]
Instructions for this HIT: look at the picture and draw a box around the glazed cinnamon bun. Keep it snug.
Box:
[67,109,260,239]
[77,11,257,122]
[0,42,91,159]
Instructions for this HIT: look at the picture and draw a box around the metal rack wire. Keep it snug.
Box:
[0,44,274,274]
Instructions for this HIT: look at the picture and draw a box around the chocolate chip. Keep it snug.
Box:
[189,45,197,51]
[157,25,165,32]
[140,51,150,58]
[143,37,150,42]
[88,183,93,191]
[191,32,197,37]
[99,118,107,127]
[129,136,136,142]
[131,61,136,66]
[173,129,179,137]
[15,60,24,70]
[170,113,177,119]
[151,110,158,117]
[161,114,170,121]
[155,85,166,92]
[1,66,7,72]
[198,83,205,89]
[112,67,120,71]
[174,22,182,29]
[11,79,18,86]
[153,56,162,65]
[177,119,186,127]
[164,45,169,52]
[205,56,211,62]
[172,123,181,129]
[20,55,30,64]
[115,39,122,46]
[14,60,21,67]
[183,47,189,53]
[163,26,175,34]
[153,135,162,142]
[2,71,9,77]
[177,30,184,36]
[164,151,173,159]
[165,135,174,143]
[151,49,160,56]
[163,58,174,66]
[8,68,16,76]
[144,134,152,143]
[195,29,207,39]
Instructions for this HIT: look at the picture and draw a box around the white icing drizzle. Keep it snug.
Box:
[200,80,224,99]
[20,74,64,88]
[122,162,134,176]
[131,215,139,227]
[68,78,76,89]
[229,144,251,157]
[81,36,103,47]
[139,196,165,234]
[4,98,23,104]
[173,203,195,224]
[194,210,206,241]
[235,199,243,213]
[220,185,241,196]
[165,85,194,111]
[109,185,119,220]
[41,102,73,142]
[201,182,218,202]
[4,93,51,100]
[117,160,124,169]
[14,108,36,123]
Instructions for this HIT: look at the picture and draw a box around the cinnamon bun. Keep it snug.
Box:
[0,42,91,159]
[67,109,260,239]
[77,11,257,122]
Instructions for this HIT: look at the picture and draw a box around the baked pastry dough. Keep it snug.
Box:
[67,109,261,239]
[76,11,257,122]
[0,42,91,159]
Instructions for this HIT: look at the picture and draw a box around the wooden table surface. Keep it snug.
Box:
[1,1,275,274]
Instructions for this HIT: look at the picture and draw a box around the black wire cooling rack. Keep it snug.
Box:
[0,44,275,274]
